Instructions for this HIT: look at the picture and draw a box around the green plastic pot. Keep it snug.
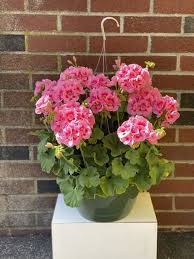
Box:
[78,186,139,222]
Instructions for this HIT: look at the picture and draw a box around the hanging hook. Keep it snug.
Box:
[101,17,120,41]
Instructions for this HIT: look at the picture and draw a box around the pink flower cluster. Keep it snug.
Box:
[87,87,120,113]
[34,60,180,148]
[113,64,152,93]
[127,86,180,126]
[161,96,180,127]
[127,87,160,117]
[56,79,84,103]
[60,66,93,88]
[117,115,160,146]
[88,74,112,89]
[51,102,95,147]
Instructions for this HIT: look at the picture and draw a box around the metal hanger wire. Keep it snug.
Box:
[95,17,120,74]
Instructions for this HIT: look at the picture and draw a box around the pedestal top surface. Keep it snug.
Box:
[52,192,157,224]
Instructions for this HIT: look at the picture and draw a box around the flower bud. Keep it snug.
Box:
[45,142,53,148]
[156,128,166,139]
[54,145,64,159]
[131,142,140,149]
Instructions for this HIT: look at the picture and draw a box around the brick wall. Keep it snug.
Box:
[0,0,194,235]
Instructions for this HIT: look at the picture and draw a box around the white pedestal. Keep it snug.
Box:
[52,193,157,259]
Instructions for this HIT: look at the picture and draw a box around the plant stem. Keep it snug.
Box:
[117,110,120,127]
[80,144,88,168]
[105,115,110,134]
[100,114,104,129]
[61,154,76,168]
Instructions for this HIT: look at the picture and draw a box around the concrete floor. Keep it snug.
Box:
[0,232,193,259]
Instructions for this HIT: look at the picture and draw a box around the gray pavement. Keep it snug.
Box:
[0,232,193,259]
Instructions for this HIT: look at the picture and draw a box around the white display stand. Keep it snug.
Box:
[52,193,157,259]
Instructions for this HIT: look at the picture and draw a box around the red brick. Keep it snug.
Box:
[0,196,7,211]
[91,0,149,12]
[3,91,33,108]
[90,36,148,53]
[0,130,3,145]
[159,128,176,143]
[62,16,120,33]
[0,163,53,178]
[37,212,53,226]
[0,110,32,126]
[175,197,194,209]
[179,129,194,142]
[180,56,194,71]
[8,196,56,211]
[161,146,194,160]
[151,196,172,210]
[0,180,35,194]
[151,180,194,194]
[0,74,29,90]
[63,55,176,72]
[28,0,87,11]
[5,128,38,144]
[28,36,86,52]
[0,15,57,32]
[0,212,36,227]
[175,163,194,177]
[124,17,181,33]
[156,212,194,226]
[0,54,58,71]
[154,0,194,14]
[152,37,194,53]
[153,75,194,90]
[0,0,24,11]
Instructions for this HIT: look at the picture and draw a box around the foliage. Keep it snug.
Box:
[35,129,175,207]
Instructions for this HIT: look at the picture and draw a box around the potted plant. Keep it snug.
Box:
[32,57,179,222]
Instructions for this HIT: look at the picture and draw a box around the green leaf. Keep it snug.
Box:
[103,133,128,157]
[79,167,100,188]
[63,188,84,207]
[57,176,84,207]
[88,127,104,144]
[100,175,130,196]
[59,157,78,175]
[112,158,138,179]
[57,176,74,194]
[93,144,109,166]
[112,158,123,176]
[106,166,112,177]
[100,176,114,196]
[38,149,55,173]
[37,137,48,154]
[125,148,144,166]
[149,159,175,185]
[112,176,129,195]
[134,174,152,192]
[123,163,139,179]
[146,145,161,166]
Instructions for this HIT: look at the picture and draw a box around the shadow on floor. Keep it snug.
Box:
[0,232,193,259]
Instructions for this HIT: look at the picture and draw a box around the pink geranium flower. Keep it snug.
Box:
[60,66,93,87]
[117,115,160,146]
[34,79,57,96]
[35,95,53,115]
[51,102,95,147]
[114,64,152,93]
[87,87,120,113]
